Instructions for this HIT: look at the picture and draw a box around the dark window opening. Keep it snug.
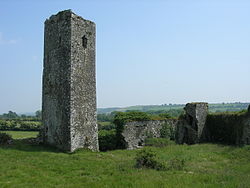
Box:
[82,35,87,48]
[138,140,143,146]
[59,36,62,45]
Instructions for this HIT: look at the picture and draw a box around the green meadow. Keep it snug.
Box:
[0,131,38,139]
[0,131,249,188]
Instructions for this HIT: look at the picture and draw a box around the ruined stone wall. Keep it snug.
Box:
[176,103,208,144]
[241,116,250,145]
[120,103,250,150]
[122,119,178,150]
[242,107,250,144]
[42,10,98,152]
[205,108,250,145]
[176,103,250,146]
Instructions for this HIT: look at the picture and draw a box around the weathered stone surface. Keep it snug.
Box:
[244,105,250,144]
[116,103,249,149]
[122,119,178,150]
[42,10,98,152]
[242,116,250,145]
[176,102,208,144]
[238,107,250,145]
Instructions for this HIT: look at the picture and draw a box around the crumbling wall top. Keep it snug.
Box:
[45,9,95,25]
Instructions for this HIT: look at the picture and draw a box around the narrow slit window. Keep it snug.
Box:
[59,36,62,45]
[82,35,87,48]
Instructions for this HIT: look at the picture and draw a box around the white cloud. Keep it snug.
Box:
[0,32,18,45]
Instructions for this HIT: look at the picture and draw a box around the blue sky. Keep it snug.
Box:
[0,0,250,114]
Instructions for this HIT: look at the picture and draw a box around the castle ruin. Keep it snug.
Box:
[42,10,98,152]
[176,103,208,144]
[41,10,249,152]
[121,103,209,149]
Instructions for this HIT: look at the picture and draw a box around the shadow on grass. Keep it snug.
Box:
[0,139,62,153]
[201,141,245,148]
[0,139,97,154]
[2,138,248,155]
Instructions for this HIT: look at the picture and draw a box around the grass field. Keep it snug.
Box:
[0,131,250,187]
[0,131,38,139]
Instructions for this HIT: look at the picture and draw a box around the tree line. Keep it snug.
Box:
[0,110,41,131]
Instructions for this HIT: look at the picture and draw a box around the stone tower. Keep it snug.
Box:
[42,10,98,152]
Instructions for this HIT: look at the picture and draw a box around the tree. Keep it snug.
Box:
[2,111,19,119]
[35,110,42,119]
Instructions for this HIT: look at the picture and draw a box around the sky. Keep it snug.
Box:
[0,0,250,114]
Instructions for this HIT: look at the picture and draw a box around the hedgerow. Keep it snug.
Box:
[205,110,248,145]
[98,129,117,151]
[0,119,42,131]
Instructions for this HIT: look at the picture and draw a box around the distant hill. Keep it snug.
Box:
[2,102,248,116]
[97,102,250,114]
[97,104,184,114]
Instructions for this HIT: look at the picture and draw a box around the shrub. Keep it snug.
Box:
[135,148,185,171]
[0,132,13,145]
[98,123,115,131]
[160,122,175,140]
[135,149,166,170]
[146,109,184,118]
[113,111,151,126]
[205,111,247,145]
[167,158,185,170]
[144,138,175,147]
[98,129,117,151]
[0,119,42,131]
[158,113,171,119]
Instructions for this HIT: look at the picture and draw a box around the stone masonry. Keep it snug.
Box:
[242,107,250,144]
[122,119,178,150]
[176,102,208,144]
[121,102,249,149]
[42,10,98,152]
